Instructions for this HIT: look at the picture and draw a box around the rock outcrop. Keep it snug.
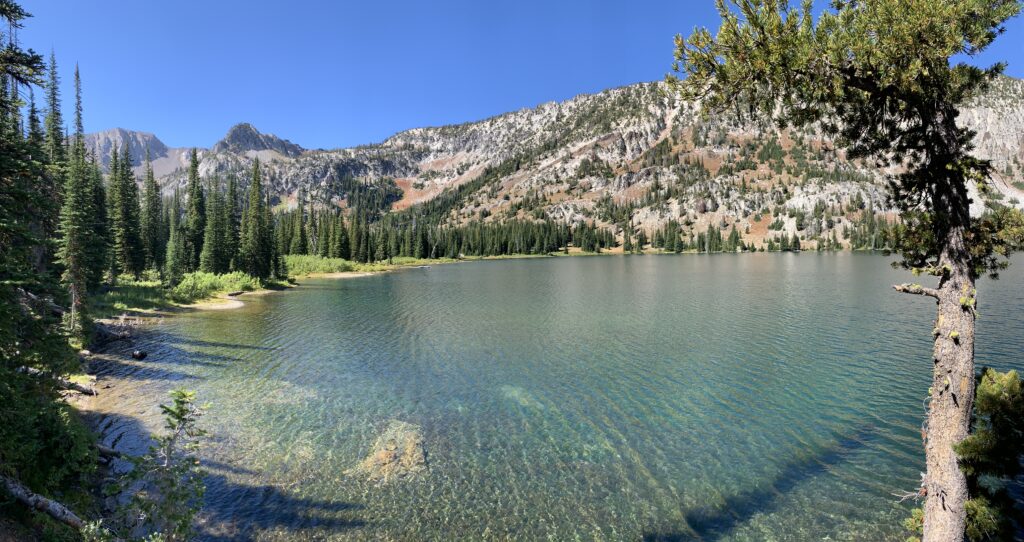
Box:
[347,420,427,483]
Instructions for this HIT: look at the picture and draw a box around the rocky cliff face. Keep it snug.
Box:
[211,123,304,158]
[86,77,1024,245]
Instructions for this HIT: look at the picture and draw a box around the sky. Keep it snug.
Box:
[18,0,1024,150]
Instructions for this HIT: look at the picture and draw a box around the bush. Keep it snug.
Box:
[169,272,260,304]
[283,255,356,276]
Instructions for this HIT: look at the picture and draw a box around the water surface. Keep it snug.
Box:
[88,254,1024,541]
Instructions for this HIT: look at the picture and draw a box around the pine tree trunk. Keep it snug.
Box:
[921,224,975,542]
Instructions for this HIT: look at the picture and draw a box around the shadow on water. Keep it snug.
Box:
[85,410,366,541]
[91,333,249,382]
[642,426,877,542]
[199,463,366,542]
[166,337,275,351]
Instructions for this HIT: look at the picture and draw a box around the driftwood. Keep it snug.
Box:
[225,290,244,297]
[17,367,97,396]
[1,475,85,529]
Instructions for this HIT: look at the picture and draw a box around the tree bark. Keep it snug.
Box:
[920,223,976,542]
[0,475,85,530]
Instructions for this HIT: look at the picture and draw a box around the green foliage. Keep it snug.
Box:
[169,271,260,304]
[238,160,274,279]
[670,0,1023,277]
[91,274,170,319]
[140,150,164,271]
[182,149,205,272]
[117,389,207,542]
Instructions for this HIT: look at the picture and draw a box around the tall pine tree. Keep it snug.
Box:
[183,148,205,272]
[238,159,271,279]
[140,147,164,271]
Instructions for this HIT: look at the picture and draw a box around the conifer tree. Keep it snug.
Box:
[164,190,185,284]
[183,149,205,272]
[238,159,270,279]
[290,198,308,254]
[224,174,240,269]
[43,51,64,166]
[141,148,163,271]
[108,146,144,277]
[84,156,108,290]
[56,107,90,333]
[199,180,229,274]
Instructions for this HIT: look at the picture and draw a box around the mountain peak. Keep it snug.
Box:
[84,128,170,169]
[212,123,303,157]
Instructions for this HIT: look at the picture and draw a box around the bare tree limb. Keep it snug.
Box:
[0,475,85,530]
[893,283,941,299]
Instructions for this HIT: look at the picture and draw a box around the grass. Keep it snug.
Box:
[93,271,264,318]
[92,274,172,319]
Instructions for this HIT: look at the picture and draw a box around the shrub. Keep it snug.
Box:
[169,272,260,304]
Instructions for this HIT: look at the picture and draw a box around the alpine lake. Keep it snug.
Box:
[86,253,1024,541]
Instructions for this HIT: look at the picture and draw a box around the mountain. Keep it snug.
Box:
[211,123,304,158]
[84,128,190,179]
[85,77,1024,249]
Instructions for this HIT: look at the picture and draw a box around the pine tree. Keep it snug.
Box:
[43,51,64,166]
[164,190,186,284]
[56,132,90,333]
[224,174,240,269]
[108,146,144,277]
[183,149,205,272]
[289,199,308,254]
[85,156,108,290]
[672,4,1023,537]
[141,148,163,271]
[238,159,270,279]
[200,180,229,274]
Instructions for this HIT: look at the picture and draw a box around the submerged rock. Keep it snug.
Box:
[348,420,427,483]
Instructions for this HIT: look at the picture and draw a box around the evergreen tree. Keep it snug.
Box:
[224,174,240,269]
[108,146,144,277]
[183,149,205,271]
[141,148,164,271]
[238,160,270,279]
[164,190,186,284]
[199,180,230,274]
[56,122,90,332]
[84,156,108,290]
[289,199,308,254]
[43,51,64,165]
[673,5,1024,536]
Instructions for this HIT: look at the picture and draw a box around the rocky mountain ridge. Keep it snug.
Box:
[85,76,1024,248]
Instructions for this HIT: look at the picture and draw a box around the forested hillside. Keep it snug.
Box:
[88,77,1024,255]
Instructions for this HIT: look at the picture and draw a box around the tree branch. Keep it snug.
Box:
[1,475,85,530]
[894,283,940,298]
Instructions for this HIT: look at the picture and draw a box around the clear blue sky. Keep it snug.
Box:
[19,0,1024,150]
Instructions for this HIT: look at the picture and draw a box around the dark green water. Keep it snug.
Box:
[89,254,1024,541]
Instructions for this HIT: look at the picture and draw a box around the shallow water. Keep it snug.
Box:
[87,253,1024,541]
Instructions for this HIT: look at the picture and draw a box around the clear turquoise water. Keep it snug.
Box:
[89,254,1024,541]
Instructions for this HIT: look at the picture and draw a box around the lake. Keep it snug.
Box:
[87,253,1024,541]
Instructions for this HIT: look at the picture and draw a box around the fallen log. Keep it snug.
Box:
[91,325,132,347]
[1,475,85,529]
[96,443,123,459]
[17,367,98,396]
[16,287,66,317]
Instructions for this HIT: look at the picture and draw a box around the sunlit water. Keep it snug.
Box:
[86,254,1024,541]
